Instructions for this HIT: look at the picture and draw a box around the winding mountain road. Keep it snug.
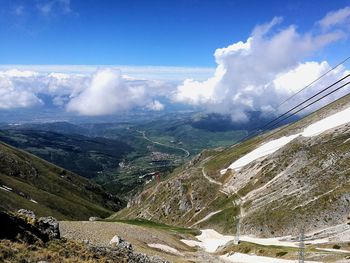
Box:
[136,130,190,158]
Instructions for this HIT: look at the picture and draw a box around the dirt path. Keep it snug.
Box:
[201,167,222,185]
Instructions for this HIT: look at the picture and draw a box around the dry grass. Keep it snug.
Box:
[0,239,130,263]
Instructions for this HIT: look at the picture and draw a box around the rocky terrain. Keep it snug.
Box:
[115,93,350,241]
[0,209,170,263]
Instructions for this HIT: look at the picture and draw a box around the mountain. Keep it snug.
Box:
[0,141,125,220]
[0,129,133,179]
[1,122,89,135]
[112,93,350,238]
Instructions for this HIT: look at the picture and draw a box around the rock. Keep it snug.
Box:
[0,211,48,244]
[109,235,133,250]
[89,245,169,263]
[89,216,100,221]
[17,209,36,220]
[37,216,60,239]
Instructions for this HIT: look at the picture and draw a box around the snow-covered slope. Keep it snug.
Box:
[222,106,350,173]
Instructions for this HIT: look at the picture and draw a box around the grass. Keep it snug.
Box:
[0,141,124,220]
[0,239,130,263]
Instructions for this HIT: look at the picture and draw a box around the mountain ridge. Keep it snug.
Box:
[113,92,350,238]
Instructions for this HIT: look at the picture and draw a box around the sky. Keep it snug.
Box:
[0,0,349,66]
[0,0,350,121]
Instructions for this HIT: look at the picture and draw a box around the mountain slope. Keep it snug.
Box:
[113,93,350,238]
[0,141,125,220]
[0,129,133,179]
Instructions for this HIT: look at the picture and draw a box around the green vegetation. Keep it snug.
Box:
[0,113,247,196]
[0,141,124,220]
[0,129,133,179]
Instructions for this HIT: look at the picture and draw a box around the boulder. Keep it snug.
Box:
[0,211,48,243]
[17,209,36,220]
[109,235,133,250]
[38,216,60,239]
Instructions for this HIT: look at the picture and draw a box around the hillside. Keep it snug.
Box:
[113,93,350,239]
[0,141,125,220]
[0,129,133,179]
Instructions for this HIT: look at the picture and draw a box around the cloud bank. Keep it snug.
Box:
[174,7,350,121]
[1,6,350,120]
[0,67,170,115]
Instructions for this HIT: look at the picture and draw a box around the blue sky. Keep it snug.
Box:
[1,0,349,66]
[0,0,350,121]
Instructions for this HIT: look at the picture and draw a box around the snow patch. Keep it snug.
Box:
[180,239,202,248]
[30,199,38,204]
[147,243,183,256]
[221,252,321,263]
[0,185,12,192]
[181,229,235,253]
[222,106,350,173]
[0,186,10,192]
[224,134,299,172]
[302,107,350,137]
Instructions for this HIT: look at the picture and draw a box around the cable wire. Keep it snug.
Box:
[236,56,350,143]
[238,75,350,143]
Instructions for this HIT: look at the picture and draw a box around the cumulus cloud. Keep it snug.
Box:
[174,7,350,122]
[0,74,42,109]
[146,100,165,111]
[66,68,168,115]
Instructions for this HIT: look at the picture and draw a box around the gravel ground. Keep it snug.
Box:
[59,221,225,262]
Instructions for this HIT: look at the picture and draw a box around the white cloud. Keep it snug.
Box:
[147,100,165,111]
[174,8,350,122]
[0,69,39,78]
[0,67,172,114]
[318,6,350,30]
[0,68,86,110]
[0,65,214,81]
[0,77,42,109]
[66,68,166,116]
